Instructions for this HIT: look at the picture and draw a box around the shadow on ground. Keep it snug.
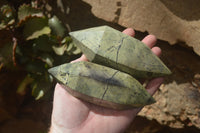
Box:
[160,0,200,21]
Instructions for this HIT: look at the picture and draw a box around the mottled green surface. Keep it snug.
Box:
[69,26,171,78]
[49,26,172,109]
[48,61,155,109]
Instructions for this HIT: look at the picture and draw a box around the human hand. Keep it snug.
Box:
[49,28,164,133]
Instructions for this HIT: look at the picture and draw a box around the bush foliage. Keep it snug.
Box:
[0,0,81,99]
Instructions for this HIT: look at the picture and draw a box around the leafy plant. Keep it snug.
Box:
[0,1,81,99]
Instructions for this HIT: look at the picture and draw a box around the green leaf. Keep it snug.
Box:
[66,42,73,52]
[0,33,13,66]
[23,17,51,40]
[53,54,71,65]
[35,90,44,100]
[17,75,34,95]
[52,44,67,55]
[0,5,15,30]
[40,54,54,67]
[66,42,82,55]
[0,43,13,65]
[26,26,51,40]
[26,27,50,40]
[32,82,44,100]
[25,60,46,74]
[33,35,55,52]
[61,36,72,44]
[31,74,52,100]
[48,16,66,38]
[18,4,43,22]
[72,46,81,55]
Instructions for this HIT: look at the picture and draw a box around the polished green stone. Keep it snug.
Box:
[69,26,171,78]
[48,61,155,109]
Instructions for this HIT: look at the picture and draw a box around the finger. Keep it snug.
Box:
[145,77,164,96]
[151,47,162,57]
[70,54,88,63]
[142,35,157,48]
[122,28,135,37]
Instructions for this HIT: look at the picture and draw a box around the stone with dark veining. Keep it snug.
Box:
[48,61,155,109]
[48,26,172,110]
[69,26,171,78]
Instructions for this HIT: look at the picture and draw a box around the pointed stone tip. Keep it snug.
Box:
[47,68,51,74]
[163,67,172,76]
[168,68,172,74]
[167,70,172,75]
[147,96,156,105]
[48,67,57,77]
[69,32,73,36]
[69,32,76,38]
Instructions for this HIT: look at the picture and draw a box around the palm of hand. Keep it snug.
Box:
[50,29,164,133]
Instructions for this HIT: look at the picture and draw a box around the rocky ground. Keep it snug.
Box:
[126,39,200,133]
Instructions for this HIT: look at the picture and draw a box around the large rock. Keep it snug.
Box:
[137,42,200,130]
[83,0,200,56]
[124,42,200,132]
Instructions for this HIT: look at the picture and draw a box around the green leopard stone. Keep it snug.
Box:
[69,26,171,78]
[49,26,172,110]
[48,61,155,109]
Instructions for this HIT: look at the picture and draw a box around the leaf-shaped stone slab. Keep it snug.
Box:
[69,26,171,78]
[48,61,155,109]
